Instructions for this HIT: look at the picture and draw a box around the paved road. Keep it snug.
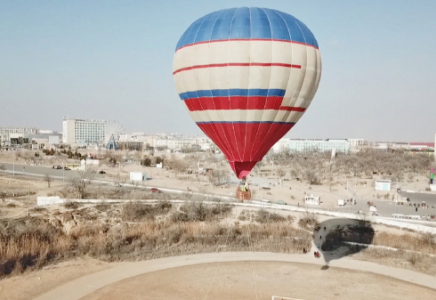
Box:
[334,198,436,218]
[399,191,436,206]
[2,162,435,218]
[33,252,436,300]
[0,162,104,180]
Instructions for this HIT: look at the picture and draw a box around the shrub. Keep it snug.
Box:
[64,202,81,209]
[122,201,172,221]
[255,210,288,223]
[173,201,232,222]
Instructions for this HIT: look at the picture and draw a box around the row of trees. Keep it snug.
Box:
[263,149,433,185]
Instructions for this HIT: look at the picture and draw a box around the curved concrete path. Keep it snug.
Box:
[33,252,436,300]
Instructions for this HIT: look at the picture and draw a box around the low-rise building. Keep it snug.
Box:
[0,127,38,147]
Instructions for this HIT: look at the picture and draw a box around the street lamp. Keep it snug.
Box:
[12,150,15,176]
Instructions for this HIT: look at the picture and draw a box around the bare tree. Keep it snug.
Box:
[68,169,96,199]
[166,156,189,177]
[208,170,230,186]
[44,174,52,188]
[276,168,287,185]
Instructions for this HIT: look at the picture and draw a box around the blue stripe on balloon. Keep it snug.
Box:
[196,121,296,125]
[179,89,286,100]
[176,7,318,50]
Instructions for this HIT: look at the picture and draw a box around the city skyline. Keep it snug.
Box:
[1,1,436,141]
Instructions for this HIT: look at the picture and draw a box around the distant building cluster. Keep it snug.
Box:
[0,127,61,149]
[272,138,434,155]
[119,132,212,152]
[1,118,435,160]
[272,138,353,154]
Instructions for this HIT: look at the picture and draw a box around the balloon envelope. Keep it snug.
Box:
[173,7,322,178]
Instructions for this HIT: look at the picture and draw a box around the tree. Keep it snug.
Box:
[276,168,287,185]
[44,174,52,188]
[68,169,96,199]
[166,156,188,176]
[142,157,152,166]
[208,170,230,186]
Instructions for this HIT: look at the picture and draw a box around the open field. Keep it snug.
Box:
[80,261,436,300]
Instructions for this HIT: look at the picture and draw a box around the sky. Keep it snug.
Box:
[1,0,436,142]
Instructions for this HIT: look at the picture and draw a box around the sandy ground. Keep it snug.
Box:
[24,252,436,300]
[62,261,436,300]
[0,258,113,300]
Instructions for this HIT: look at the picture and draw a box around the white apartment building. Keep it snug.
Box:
[63,118,106,146]
[348,138,365,148]
[272,138,350,154]
[289,139,350,153]
[272,137,291,153]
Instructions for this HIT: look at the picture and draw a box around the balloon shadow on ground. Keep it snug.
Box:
[312,218,375,270]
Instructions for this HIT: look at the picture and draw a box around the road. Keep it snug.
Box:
[399,190,436,206]
[334,197,436,218]
[33,252,436,300]
[0,162,104,180]
[2,162,436,218]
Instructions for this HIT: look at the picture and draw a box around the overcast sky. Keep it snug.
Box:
[1,1,435,142]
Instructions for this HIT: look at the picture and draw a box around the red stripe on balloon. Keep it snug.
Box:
[173,62,301,75]
[196,122,294,166]
[184,96,306,112]
[185,96,282,111]
[278,106,306,112]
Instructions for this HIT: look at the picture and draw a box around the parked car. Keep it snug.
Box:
[150,188,161,193]
[63,167,71,170]
[98,170,106,174]
[276,200,287,205]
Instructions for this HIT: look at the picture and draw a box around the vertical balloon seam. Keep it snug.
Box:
[247,8,267,162]
[287,17,307,119]
[204,9,235,159]
[228,8,244,163]
[250,7,279,162]
[187,13,216,150]
[298,21,318,118]
[189,12,228,157]
[274,9,294,128]
[266,9,293,156]
[294,20,312,126]
[227,8,241,162]
[256,7,276,161]
[213,9,240,159]
[211,9,236,161]
[241,7,252,164]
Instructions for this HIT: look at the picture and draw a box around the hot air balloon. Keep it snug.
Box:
[173,7,322,179]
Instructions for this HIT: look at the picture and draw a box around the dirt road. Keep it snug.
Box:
[33,252,436,300]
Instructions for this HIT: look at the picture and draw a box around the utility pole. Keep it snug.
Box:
[12,151,15,176]
[395,179,398,214]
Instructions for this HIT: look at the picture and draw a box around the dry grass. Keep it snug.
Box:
[254,209,293,223]
[372,232,436,255]
[298,214,319,230]
[350,247,436,275]
[333,228,436,275]
[0,202,311,278]
[122,201,172,221]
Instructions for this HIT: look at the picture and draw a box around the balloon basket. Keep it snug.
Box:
[236,188,252,202]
